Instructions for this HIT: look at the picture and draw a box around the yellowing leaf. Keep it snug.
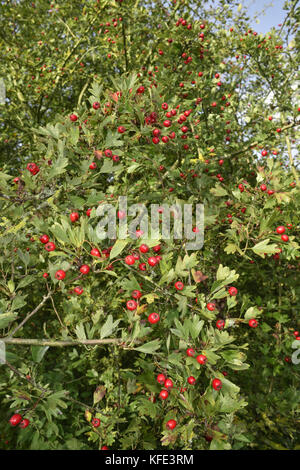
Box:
[143,293,159,304]
[137,303,148,315]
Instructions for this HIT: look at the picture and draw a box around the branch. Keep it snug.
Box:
[1,337,123,347]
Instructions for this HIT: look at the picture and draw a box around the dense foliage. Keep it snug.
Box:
[0,0,299,450]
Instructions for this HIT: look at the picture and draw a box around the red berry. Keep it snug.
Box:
[92,102,100,110]
[19,418,30,429]
[26,162,39,175]
[126,300,137,311]
[186,348,195,357]
[157,373,166,385]
[117,126,126,134]
[45,242,55,252]
[92,418,101,428]
[148,256,157,267]
[117,210,126,219]
[125,255,135,265]
[89,162,97,170]
[196,354,207,365]
[39,234,49,244]
[132,289,142,299]
[206,302,216,311]
[248,318,258,328]
[55,270,66,280]
[148,312,160,324]
[70,114,78,122]
[216,319,225,330]
[228,286,238,296]
[9,414,23,426]
[70,212,79,223]
[260,184,267,191]
[91,248,101,257]
[164,378,173,389]
[79,265,90,275]
[174,281,184,291]
[104,149,112,158]
[281,234,289,242]
[74,286,83,295]
[187,376,196,385]
[159,389,169,400]
[166,419,177,430]
[212,378,222,391]
[139,244,149,253]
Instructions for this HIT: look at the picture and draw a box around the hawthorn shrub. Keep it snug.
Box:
[0,0,299,451]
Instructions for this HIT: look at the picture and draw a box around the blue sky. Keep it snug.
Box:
[242,0,287,33]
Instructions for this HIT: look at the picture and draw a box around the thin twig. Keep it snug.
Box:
[7,292,52,338]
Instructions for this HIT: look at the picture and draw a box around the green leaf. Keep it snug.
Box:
[0,312,18,328]
[31,345,49,363]
[17,275,35,290]
[251,239,280,258]
[244,306,261,320]
[210,185,228,197]
[48,153,68,179]
[11,295,27,311]
[17,249,30,267]
[69,126,79,146]
[134,339,161,354]
[100,159,114,173]
[110,239,130,259]
[50,223,70,244]
[75,323,86,340]
[100,314,121,339]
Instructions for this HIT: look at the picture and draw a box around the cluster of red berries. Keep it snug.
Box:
[9,414,30,429]
[186,348,208,367]
[126,289,160,324]
[293,330,300,340]
[124,244,162,271]
[54,264,90,281]
[175,17,193,30]
[26,162,40,175]
[276,225,289,242]
[39,234,55,252]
